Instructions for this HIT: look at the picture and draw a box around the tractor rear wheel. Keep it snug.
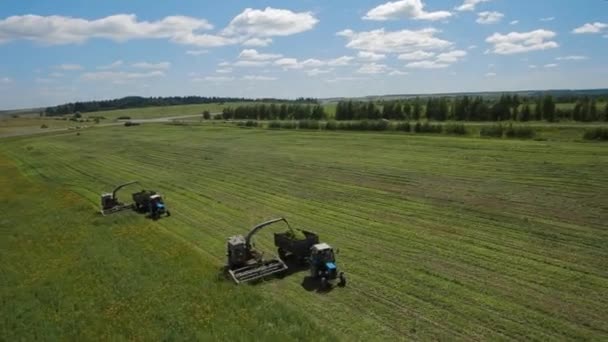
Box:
[278,248,286,260]
[338,272,346,287]
[166,210,171,217]
[320,277,328,290]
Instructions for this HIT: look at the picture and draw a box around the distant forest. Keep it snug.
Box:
[43,96,318,116]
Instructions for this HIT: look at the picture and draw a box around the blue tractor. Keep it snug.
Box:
[309,242,346,289]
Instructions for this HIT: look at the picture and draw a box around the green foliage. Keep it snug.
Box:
[117,116,131,120]
[395,122,411,132]
[480,124,504,138]
[325,120,338,130]
[268,121,281,129]
[583,127,608,140]
[413,122,442,134]
[444,123,467,135]
[40,124,48,129]
[280,121,297,129]
[298,120,321,130]
[202,110,211,120]
[505,124,536,139]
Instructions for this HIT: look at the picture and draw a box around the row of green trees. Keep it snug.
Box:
[44,96,318,116]
[335,95,608,122]
[221,103,326,121]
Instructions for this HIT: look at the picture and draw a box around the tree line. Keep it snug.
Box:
[335,95,608,122]
[221,103,327,121]
[44,96,318,116]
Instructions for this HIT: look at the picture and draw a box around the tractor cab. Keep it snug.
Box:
[309,243,345,288]
[100,193,116,210]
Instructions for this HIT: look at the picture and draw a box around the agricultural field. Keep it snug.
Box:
[86,102,242,120]
[1,123,607,340]
[0,117,89,138]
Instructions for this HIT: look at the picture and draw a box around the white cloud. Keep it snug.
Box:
[82,70,165,83]
[357,63,390,74]
[468,45,477,49]
[242,75,277,81]
[216,68,233,73]
[528,64,537,68]
[49,72,64,77]
[510,20,519,25]
[337,28,452,53]
[485,72,496,77]
[324,76,366,83]
[218,61,231,67]
[363,0,452,21]
[389,70,408,76]
[56,64,83,70]
[544,63,558,68]
[242,37,272,47]
[455,0,490,12]
[233,60,269,67]
[556,55,587,61]
[186,50,208,56]
[238,49,282,61]
[224,7,318,37]
[97,60,123,69]
[486,29,558,54]
[0,77,11,84]
[405,60,449,69]
[274,56,353,70]
[132,61,171,70]
[35,77,53,84]
[327,56,354,66]
[194,76,235,82]
[435,50,467,63]
[398,50,435,60]
[572,22,607,34]
[0,14,214,45]
[477,11,503,24]
[357,51,386,61]
[540,17,555,22]
[306,68,333,76]
[402,49,466,69]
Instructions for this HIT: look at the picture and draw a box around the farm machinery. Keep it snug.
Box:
[100,181,170,219]
[226,218,289,284]
[226,217,345,289]
[100,181,139,215]
[132,190,171,219]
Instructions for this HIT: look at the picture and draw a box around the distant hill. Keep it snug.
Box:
[0,108,44,118]
[321,88,608,103]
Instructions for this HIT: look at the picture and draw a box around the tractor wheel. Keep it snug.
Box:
[339,272,346,287]
[320,277,328,290]
[166,210,171,217]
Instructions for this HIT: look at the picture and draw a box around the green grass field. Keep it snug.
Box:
[1,123,607,340]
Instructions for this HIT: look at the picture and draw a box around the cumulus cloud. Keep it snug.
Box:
[486,29,558,54]
[398,50,435,60]
[0,8,317,48]
[357,51,386,61]
[544,63,558,68]
[337,28,452,53]
[132,61,171,70]
[224,7,318,37]
[1,77,13,84]
[556,55,587,61]
[238,49,282,61]
[572,22,607,34]
[405,60,449,69]
[389,70,408,76]
[242,75,277,81]
[477,11,503,24]
[56,64,83,70]
[363,0,451,21]
[485,72,496,77]
[82,70,165,83]
[97,60,123,69]
[510,20,519,25]
[306,68,333,76]
[356,63,390,74]
[186,50,208,55]
[528,65,537,68]
[242,37,272,47]
[233,60,269,67]
[455,0,490,12]
[216,68,233,73]
[404,49,467,69]
[274,56,353,70]
[0,14,214,45]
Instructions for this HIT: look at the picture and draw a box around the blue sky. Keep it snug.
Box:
[0,0,606,109]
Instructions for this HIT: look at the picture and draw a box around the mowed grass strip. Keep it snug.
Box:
[1,124,607,340]
[0,154,334,341]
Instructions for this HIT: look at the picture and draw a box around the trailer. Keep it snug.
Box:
[274,230,319,263]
